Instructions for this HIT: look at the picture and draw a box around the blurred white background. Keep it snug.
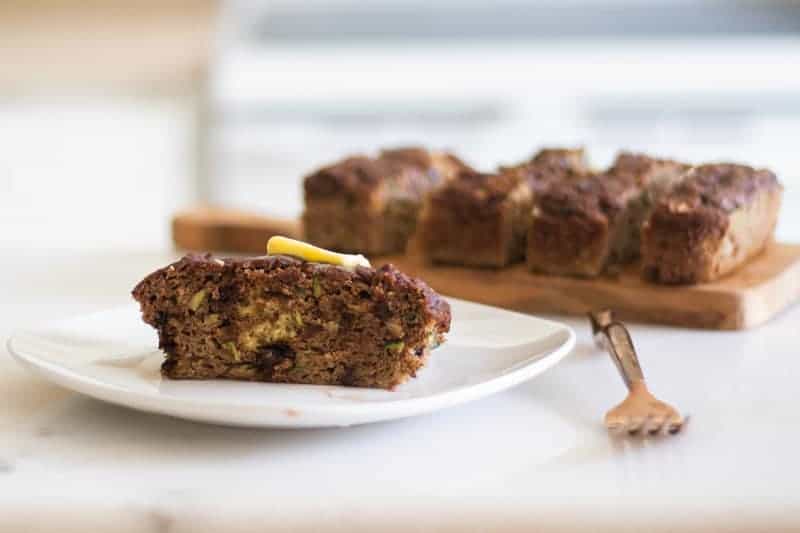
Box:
[2,0,800,250]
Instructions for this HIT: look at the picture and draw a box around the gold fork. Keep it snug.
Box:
[589,310,684,435]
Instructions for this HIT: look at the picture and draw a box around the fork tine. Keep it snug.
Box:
[604,412,624,430]
[666,413,684,434]
[667,423,682,434]
[645,415,665,435]
[605,408,633,433]
[627,416,645,434]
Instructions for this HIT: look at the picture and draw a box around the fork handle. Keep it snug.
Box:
[588,310,645,390]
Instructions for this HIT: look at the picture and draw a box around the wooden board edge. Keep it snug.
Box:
[172,207,302,254]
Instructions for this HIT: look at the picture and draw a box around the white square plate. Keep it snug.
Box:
[7,299,574,428]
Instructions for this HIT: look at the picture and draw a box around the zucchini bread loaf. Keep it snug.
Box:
[302,147,466,256]
[132,252,451,389]
[416,147,588,267]
[641,163,782,284]
[526,152,689,277]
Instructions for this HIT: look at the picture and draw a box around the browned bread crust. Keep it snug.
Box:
[303,156,380,200]
[132,254,451,390]
[529,147,590,174]
[501,147,589,192]
[641,163,782,284]
[379,146,469,181]
[609,152,689,185]
[302,147,467,255]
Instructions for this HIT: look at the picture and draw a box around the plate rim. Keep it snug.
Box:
[6,300,576,427]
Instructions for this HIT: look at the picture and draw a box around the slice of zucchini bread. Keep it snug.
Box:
[641,163,782,284]
[132,254,451,389]
[600,152,691,264]
[302,147,466,256]
[526,152,688,277]
[415,169,533,267]
[526,174,639,277]
[416,147,588,268]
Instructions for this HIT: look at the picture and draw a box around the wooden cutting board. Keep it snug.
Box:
[172,206,800,330]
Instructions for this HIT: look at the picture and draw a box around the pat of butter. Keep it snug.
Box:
[267,236,371,270]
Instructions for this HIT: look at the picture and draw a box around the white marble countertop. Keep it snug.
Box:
[2,248,799,532]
